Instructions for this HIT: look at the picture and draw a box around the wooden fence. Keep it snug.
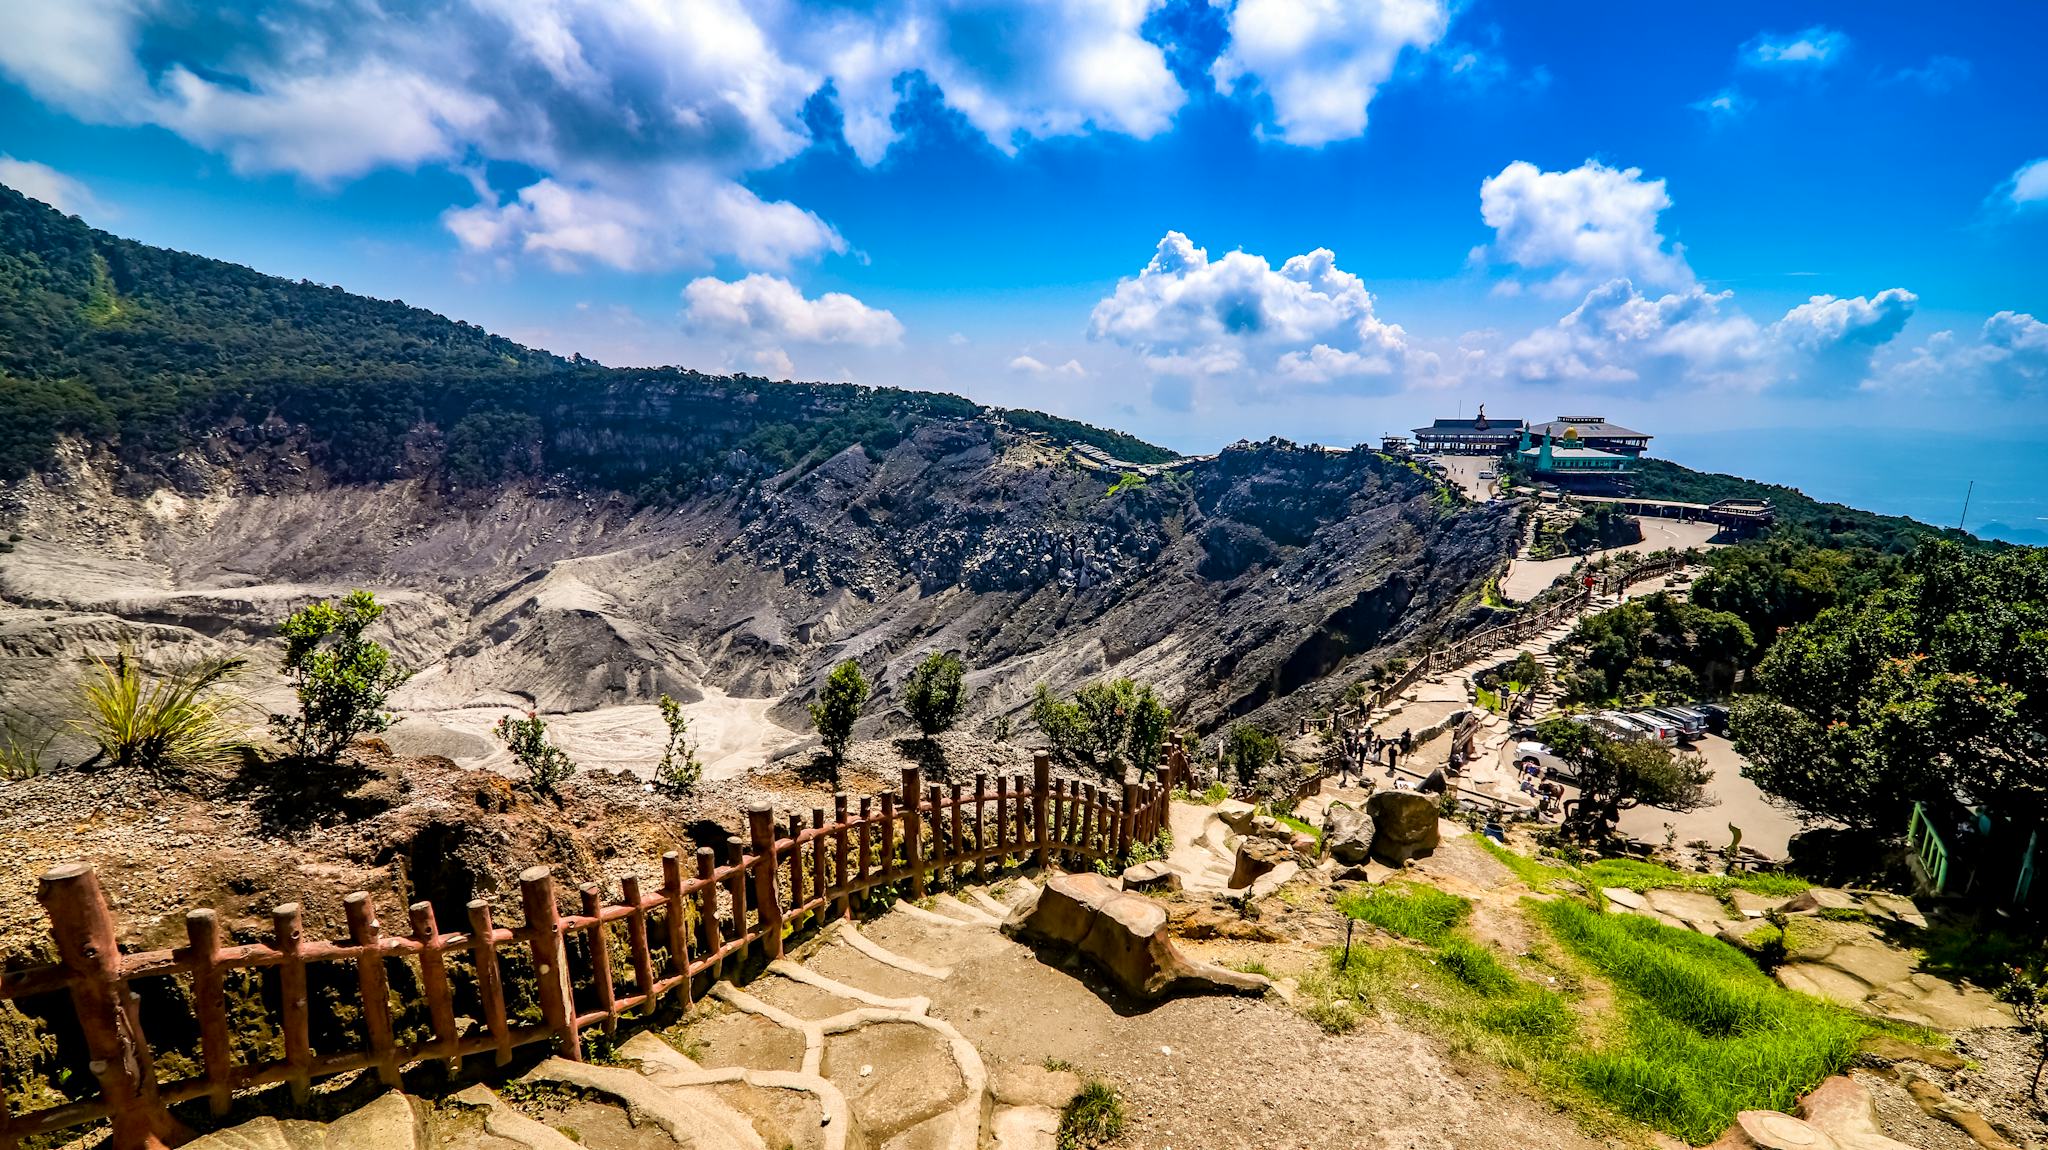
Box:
[0,752,1183,1150]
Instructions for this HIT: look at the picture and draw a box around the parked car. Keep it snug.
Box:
[1692,702,1731,735]
[1478,470,1497,479]
[1622,712,1681,745]
[1514,740,1579,786]
[1647,706,1707,739]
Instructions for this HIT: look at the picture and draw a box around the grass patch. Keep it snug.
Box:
[1336,883,1469,944]
[1434,937,1519,996]
[1535,899,1867,1144]
[1579,858,1810,899]
[1476,686,1502,712]
[1057,1078,1126,1150]
[1474,836,1577,892]
[1271,810,1323,846]
[1226,958,1276,978]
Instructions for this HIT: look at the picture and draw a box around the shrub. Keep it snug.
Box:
[811,660,870,768]
[653,693,701,792]
[76,649,248,776]
[901,651,966,740]
[0,716,55,780]
[1031,678,1171,775]
[270,591,411,764]
[496,711,576,798]
[1222,723,1280,788]
[1336,884,1470,944]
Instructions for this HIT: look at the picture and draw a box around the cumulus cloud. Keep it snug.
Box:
[0,0,1206,272]
[1010,355,1087,377]
[1772,290,1918,352]
[1742,26,1848,69]
[1496,280,1922,393]
[1999,158,2048,209]
[1211,0,1448,145]
[0,155,103,216]
[1690,88,1751,122]
[1478,160,1693,294]
[448,168,843,273]
[1876,312,2048,396]
[682,274,903,349]
[1088,231,1424,384]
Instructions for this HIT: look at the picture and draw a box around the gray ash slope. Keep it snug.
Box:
[0,186,1515,744]
[1,424,1513,748]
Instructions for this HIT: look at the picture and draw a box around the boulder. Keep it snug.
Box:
[1121,860,1181,893]
[1365,791,1440,864]
[1229,837,1291,890]
[1288,833,1319,856]
[1215,800,1260,834]
[1321,800,1375,866]
[1717,919,1783,958]
[1002,872,1269,1000]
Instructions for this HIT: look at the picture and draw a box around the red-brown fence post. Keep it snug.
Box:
[747,804,785,960]
[810,807,829,923]
[661,851,694,1007]
[272,903,313,1102]
[37,864,187,1150]
[343,892,402,1087]
[466,900,514,1066]
[902,767,926,900]
[619,875,659,1017]
[834,793,853,920]
[408,902,461,1069]
[578,884,617,1037]
[183,909,233,1116]
[695,848,723,977]
[1032,753,1052,868]
[786,814,809,930]
[519,867,581,1061]
[1118,772,1139,858]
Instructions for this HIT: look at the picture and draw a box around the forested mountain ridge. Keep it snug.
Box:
[0,185,1170,495]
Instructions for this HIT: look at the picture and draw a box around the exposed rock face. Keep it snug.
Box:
[1,432,1518,766]
[1366,791,1440,864]
[1321,800,1374,865]
[1001,872,1269,1000]
[1121,860,1180,892]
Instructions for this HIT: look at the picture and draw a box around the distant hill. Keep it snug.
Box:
[1630,457,1986,553]
[0,185,1171,494]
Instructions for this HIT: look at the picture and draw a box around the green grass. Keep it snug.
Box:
[1535,899,1868,1144]
[1336,883,1470,944]
[1435,937,1520,996]
[1057,1078,1126,1150]
[1475,686,1502,712]
[1272,810,1323,846]
[1474,836,1578,891]
[1579,859,1810,899]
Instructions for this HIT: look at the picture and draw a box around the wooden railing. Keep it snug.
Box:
[0,752,1183,1150]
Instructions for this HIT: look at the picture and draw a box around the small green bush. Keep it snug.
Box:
[1336,883,1470,944]
[1058,1078,1126,1150]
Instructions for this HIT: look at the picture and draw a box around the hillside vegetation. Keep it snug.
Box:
[0,187,1170,495]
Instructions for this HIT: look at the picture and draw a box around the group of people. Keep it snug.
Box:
[1337,725,1414,784]
[1517,759,1567,819]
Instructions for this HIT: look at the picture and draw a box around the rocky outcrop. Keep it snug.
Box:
[1002,872,1269,1000]
[1366,791,1440,865]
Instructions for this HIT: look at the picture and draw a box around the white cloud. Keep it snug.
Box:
[448,169,843,273]
[1211,0,1449,145]
[682,273,903,346]
[1479,160,1693,294]
[1088,231,1424,384]
[0,155,102,216]
[1010,355,1087,377]
[1497,280,1922,393]
[1875,312,2048,396]
[2003,158,2048,208]
[1742,26,1848,69]
[0,0,1203,272]
[1771,290,1918,352]
[1690,88,1751,121]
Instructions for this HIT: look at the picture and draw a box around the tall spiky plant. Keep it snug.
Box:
[75,649,249,776]
[0,716,54,780]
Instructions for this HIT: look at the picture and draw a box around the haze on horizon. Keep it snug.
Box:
[1,0,2044,466]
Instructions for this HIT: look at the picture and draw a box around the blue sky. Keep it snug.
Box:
[2,0,2046,466]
